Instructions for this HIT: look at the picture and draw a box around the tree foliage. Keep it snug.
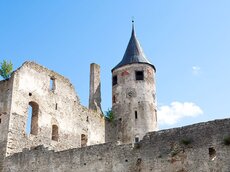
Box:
[0,60,13,79]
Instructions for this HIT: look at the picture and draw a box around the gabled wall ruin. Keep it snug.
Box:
[0,62,105,161]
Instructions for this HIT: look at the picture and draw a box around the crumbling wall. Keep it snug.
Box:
[89,63,102,113]
[5,62,104,157]
[3,118,230,172]
[0,77,14,171]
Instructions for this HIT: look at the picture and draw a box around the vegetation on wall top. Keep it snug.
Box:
[105,108,114,122]
[0,60,13,80]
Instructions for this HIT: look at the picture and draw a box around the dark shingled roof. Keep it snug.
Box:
[112,23,156,72]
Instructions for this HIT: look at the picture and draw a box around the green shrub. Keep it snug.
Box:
[180,138,193,145]
[223,136,230,145]
[105,108,114,122]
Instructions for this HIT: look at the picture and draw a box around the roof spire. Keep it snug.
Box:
[112,20,156,72]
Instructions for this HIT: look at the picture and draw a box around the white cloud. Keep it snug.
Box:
[158,101,203,125]
[192,66,201,75]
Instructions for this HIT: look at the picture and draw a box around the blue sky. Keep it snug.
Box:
[1,1,229,129]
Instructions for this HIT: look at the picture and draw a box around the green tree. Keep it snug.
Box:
[0,60,13,80]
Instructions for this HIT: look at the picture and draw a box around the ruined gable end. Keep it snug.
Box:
[0,61,105,159]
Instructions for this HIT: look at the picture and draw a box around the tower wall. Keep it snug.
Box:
[110,63,157,144]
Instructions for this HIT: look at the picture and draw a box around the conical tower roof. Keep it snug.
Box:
[112,22,155,72]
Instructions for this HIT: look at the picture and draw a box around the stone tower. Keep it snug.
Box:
[111,22,157,144]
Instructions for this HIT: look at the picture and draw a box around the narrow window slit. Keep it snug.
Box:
[135,137,139,143]
[52,125,59,141]
[113,95,116,103]
[112,75,117,86]
[135,111,138,119]
[81,134,88,147]
[50,77,55,91]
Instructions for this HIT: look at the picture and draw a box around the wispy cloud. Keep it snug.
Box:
[192,66,201,75]
[158,101,203,125]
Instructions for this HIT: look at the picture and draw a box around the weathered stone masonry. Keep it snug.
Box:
[1,23,230,172]
[3,119,230,172]
[0,77,14,171]
[107,23,158,144]
[89,63,102,113]
[0,61,105,160]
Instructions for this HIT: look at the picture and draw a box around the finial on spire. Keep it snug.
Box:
[132,16,135,22]
[131,17,135,34]
[132,17,135,26]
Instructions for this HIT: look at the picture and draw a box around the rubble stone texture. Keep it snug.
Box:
[0,61,230,172]
[2,119,230,172]
[89,63,102,113]
[1,25,229,171]
[108,63,157,144]
[0,62,105,172]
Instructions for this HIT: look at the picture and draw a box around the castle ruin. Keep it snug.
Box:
[0,23,230,172]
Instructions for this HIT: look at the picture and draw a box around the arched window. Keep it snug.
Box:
[52,125,59,141]
[26,101,39,135]
[81,134,88,147]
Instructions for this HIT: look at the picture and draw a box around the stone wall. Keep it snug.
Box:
[3,118,230,172]
[0,77,14,171]
[3,62,105,157]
